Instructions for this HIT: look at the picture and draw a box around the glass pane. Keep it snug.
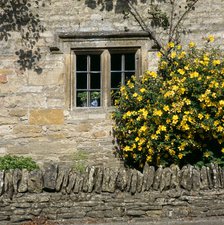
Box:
[111,72,121,88]
[125,72,134,84]
[77,91,87,107]
[125,53,135,70]
[76,73,87,89]
[90,73,101,89]
[76,55,87,71]
[111,54,122,71]
[90,55,100,71]
[90,91,101,107]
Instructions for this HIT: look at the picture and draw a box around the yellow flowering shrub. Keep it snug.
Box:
[112,37,224,169]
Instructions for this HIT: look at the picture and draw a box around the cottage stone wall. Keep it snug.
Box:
[0,0,224,165]
[0,163,224,224]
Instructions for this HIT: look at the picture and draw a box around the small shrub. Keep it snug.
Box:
[113,36,224,170]
[0,155,39,171]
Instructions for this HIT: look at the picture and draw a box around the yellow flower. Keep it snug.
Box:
[212,59,221,66]
[139,125,147,132]
[178,153,183,159]
[135,137,140,142]
[217,126,223,132]
[190,71,199,78]
[178,69,185,75]
[189,41,196,48]
[172,115,179,124]
[204,151,211,158]
[124,146,132,151]
[127,80,134,88]
[157,52,163,58]
[140,88,146,93]
[168,42,175,48]
[219,100,224,106]
[170,51,177,59]
[146,155,152,162]
[163,105,170,112]
[151,134,158,140]
[198,113,204,120]
[159,125,167,131]
[207,35,215,43]
[169,149,176,156]
[178,51,186,59]
[153,109,163,117]
[133,92,138,97]
[137,95,143,101]
[221,148,224,153]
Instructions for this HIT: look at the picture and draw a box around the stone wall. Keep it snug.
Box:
[0,163,224,224]
[1,0,224,165]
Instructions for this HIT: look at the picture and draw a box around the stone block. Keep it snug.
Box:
[29,109,64,125]
[28,69,64,86]
[0,74,8,84]
[0,69,13,75]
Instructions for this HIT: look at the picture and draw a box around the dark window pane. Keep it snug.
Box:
[76,55,87,71]
[90,91,101,107]
[111,72,121,88]
[125,72,134,84]
[77,91,87,107]
[111,54,121,70]
[125,53,135,70]
[90,55,100,71]
[76,73,87,89]
[90,73,100,89]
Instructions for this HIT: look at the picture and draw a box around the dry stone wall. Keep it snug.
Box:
[1,0,224,165]
[0,163,224,224]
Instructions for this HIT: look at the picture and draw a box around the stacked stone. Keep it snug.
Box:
[0,163,224,197]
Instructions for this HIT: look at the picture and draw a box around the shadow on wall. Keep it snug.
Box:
[0,0,50,74]
[83,0,147,13]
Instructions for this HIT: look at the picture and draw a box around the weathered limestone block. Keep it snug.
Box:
[0,171,4,196]
[18,169,29,193]
[206,166,213,189]
[192,167,201,191]
[160,167,172,192]
[0,74,9,84]
[153,167,163,191]
[180,165,193,191]
[4,170,14,198]
[130,169,138,194]
[200,166,209,190]
[116,167,128,191]
[137,170,144,193]
[61,167,72,194]
[87,166,96,193]
[219,167,224,188]
[13,169,22,194]
[108,168,118,193]
[73,174,84,193]
[125,168,133,192]
[95,167,103,193]
[66,172,76,194]
[142,164,155,191]
[170,164,180,189]
[43,162,58,191]
[102,167,117,193]
[28,170,43,193]
[210,163,221,189]
[29,109,64,125]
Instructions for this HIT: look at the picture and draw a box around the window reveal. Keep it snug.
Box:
[75,50,136,108]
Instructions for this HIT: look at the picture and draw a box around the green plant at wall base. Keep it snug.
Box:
[112,36,224,170]
[0,155,39,171]
[73,151,88,173]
